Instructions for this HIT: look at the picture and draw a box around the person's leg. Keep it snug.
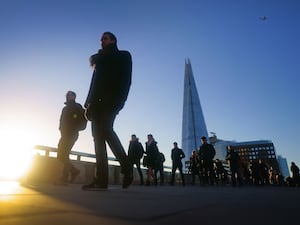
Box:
[160,167,164,185]
[68,134,80,183]
[146,167,154,185]
[179,166,185,186]
[146,168,151,185]
[82,115,108,189]
[94,137,108,186]
[203,163,209,185]
[153,169,158,185]
[199,166,205,185]
[136,161,144,185]
[57,136,69,183]
[231,168,237,186]
[191,170,195,185]
[57,133,78,184]
[169,165,176,185]
[69,164,80,183]
[106,129,129,170]
[103,110,133,188]
[208,161,216,185]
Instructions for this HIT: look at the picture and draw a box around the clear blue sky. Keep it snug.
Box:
[0,0,299,170]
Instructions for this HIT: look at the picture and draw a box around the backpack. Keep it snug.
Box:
[159,152,165,163]
[74,107,87,131]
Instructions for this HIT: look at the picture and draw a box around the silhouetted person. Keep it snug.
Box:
[199,136,216,185]
[82,32,133,190]
[268,166,277,185]
[214,159,228,185]
[290,162,300,187]
[276,173,285,186]
[128,134,144,185]
[257,159,269,185]
[197,148,205,185]
[169,142,185,186]
[145,134,160,185]
[56,91,85,185]
[154,152,165,185]
[250,160,260,185]
[189,150,201,185]
[226,145,243,186]
[241,162,251,185]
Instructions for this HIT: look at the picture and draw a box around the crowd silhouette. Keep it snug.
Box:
[185,145,296,187]
[127,136,299,188]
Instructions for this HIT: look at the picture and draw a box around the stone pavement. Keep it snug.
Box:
[1,181,299,225]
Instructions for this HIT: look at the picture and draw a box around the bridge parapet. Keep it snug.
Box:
[27,145,173,185]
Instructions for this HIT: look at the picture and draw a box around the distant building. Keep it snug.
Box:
[181,59,209,167]
[277,155,290,178]
[210,135,284,176]
[229,140,280,173]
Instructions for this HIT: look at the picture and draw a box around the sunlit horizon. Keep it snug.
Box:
[0,180,21,196]
[0,124,35,180]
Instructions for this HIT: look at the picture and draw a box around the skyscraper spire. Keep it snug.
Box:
[181,59,209,166]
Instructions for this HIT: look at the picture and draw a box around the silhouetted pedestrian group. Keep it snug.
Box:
[188,143,295,187]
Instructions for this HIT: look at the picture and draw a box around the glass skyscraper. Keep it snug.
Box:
[277,155,290,178]
[181,59,209,165]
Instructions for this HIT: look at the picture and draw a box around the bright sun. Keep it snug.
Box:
[0,126,34,180]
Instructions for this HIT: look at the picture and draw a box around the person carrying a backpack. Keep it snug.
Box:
[56,91,86,185]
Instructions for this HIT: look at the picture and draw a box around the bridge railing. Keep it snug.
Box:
[33,145,117,163]
[33,145,172,171]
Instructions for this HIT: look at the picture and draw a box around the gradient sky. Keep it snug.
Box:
[0,0,299,170]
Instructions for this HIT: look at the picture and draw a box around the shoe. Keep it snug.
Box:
[82,178,107,190]
[70,169,80,183]
[122,173,133,189]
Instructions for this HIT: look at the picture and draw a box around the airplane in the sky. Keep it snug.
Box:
[259,16,268,21]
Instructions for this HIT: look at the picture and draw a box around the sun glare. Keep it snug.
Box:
[0,181,21,196]
[0,126,34,180]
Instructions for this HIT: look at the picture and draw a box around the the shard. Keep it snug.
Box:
[181,59,209,165]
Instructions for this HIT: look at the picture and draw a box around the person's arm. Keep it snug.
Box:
[181,150,185,159]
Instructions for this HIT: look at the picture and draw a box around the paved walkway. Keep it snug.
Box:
[1,181,299,225]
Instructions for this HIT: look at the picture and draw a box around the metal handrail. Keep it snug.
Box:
[33,145,172,171]
[33,145,117,162]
